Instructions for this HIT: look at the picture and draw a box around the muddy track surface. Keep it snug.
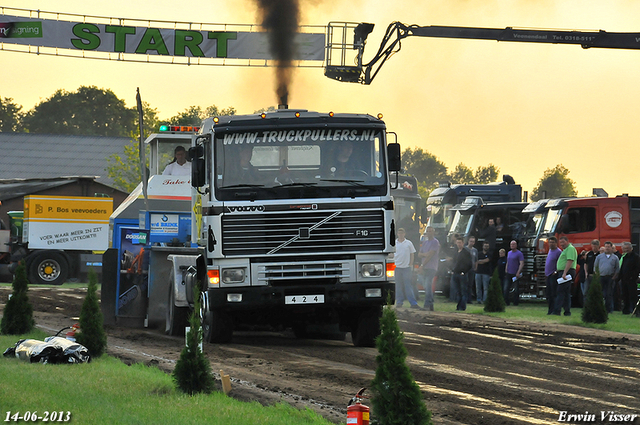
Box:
[2,286,640,425]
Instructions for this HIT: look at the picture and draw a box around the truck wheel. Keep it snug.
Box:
[351,307,381,347]
[29,252,68,285]
[200,293,233,343]
[165,279,189,336]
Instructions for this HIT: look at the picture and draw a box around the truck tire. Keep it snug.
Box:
[29,252,68,285]
[351,307,381,347]
[165,279,189,336]
[200,293,233,343]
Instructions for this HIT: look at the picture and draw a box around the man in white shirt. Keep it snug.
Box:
[162,146,191,176]
[394,228,420,309]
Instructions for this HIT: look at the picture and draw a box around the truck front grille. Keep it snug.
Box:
[222,210,384,256]
[257,260,350,286]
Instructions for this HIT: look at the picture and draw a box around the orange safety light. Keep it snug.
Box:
[386,262,395,278]
[207,269,220,286]
[328,111,334,117]
[377,113,383,120]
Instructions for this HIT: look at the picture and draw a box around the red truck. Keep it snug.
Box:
[523,196,640,301]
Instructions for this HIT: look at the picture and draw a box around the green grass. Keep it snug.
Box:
[0,330,332,425]
[403,296,640,335]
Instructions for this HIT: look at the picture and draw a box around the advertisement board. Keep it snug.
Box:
[23,195,113,250]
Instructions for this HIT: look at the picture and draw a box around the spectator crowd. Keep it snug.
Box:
[394,220,640,317]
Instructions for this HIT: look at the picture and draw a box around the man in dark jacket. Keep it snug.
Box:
[619,242,640,315]
[450,236,473,311]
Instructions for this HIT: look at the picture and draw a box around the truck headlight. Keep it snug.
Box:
[361,263,383,278]
[222,268,245,284]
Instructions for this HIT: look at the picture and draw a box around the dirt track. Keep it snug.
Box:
[2,286,640,425]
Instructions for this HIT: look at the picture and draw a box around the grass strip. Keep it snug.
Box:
[0,330,332,425]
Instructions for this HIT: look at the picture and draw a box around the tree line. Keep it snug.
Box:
[0,86,577,198]
[0,86,235,137]
[402,148,576,201]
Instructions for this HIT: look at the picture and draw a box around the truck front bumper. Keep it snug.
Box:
[206,281,394,311]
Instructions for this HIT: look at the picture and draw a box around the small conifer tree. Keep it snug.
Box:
[1,261,34,335]
[76,268,107,357]
[484,268,506,313]
[172,288,216,395]
[370,303,432,425]
[582,272,608,324]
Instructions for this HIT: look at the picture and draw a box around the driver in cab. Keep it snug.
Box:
[326,142,363,178]
[224,144,258,184]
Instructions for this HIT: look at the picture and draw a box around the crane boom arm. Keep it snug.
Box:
[324,22,640,84]
[405,24,640,49]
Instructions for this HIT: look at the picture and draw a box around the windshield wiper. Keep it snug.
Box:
[319,178,366,187]
[276,182,318,188]
[219,183,265,189]
[273,181,333,193]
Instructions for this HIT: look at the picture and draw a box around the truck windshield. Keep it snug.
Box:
[394,197,421,245]
[543,209,562,234]
[427,204,452,230]
[526,213,545,239]
[213,129,386,200]
[449,211,473,237]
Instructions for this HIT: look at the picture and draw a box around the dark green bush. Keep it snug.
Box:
[582,272,608,324]
[1,261,35,335]
[370,304,431,425]
[484,268,506,313]
[172,290,216,395]
[76,268,107,357]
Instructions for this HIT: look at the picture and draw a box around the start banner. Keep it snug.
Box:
[0,13,325,61]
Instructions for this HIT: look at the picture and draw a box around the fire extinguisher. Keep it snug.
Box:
[347,388,370,425]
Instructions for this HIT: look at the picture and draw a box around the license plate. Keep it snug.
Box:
[285,295,324,305]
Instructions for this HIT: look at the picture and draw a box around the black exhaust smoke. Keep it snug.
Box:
[255,0,299,107]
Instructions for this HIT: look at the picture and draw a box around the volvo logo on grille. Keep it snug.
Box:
[226,205,265,213]
[299,227,311,239]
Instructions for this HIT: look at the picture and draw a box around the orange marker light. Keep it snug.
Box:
[207,269,220,286]
[386,262,396,278]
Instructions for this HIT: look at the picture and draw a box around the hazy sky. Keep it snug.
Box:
[2,0,640,198]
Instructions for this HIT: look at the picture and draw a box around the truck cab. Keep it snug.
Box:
[523,196,640,301]
[188,110,398,346]
[425,178,522,246]
[437,197,528,296]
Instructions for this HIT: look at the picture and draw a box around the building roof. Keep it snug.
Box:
[0,133,133,188]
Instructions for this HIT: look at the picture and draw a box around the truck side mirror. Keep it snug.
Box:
[189,145,206,188]
[387,143,401,172]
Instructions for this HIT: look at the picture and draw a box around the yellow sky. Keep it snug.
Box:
[2,0,640,198]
